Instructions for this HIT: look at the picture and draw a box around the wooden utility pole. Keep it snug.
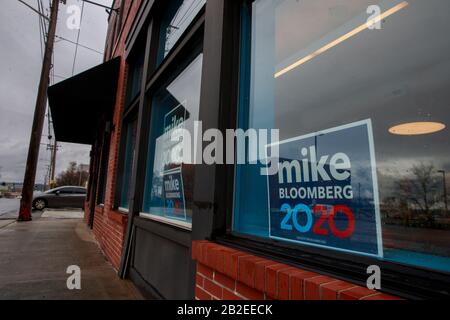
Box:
[50,140,58,188]
[18,0,60,221]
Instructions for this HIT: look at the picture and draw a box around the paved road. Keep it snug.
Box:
[0,198,44,220]
[0,198,19,218]
[0,217,143,300]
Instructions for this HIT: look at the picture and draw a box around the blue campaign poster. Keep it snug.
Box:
[163,167,187,221]
[266,119,383,257]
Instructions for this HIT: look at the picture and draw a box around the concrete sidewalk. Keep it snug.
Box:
[0,215,143,300]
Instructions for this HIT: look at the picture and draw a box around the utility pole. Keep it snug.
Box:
[50,139,58,188]
[18,0,60,221]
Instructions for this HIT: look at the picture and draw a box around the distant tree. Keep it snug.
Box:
[396,162,439,226]
[56,162,89,187]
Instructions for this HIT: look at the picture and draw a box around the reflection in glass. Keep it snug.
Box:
[126,50,144,105]
[157,0,206,65]
[142,54,203,226]
[389,122,446,136]
[119,119,138,209]
[235,0,450,273]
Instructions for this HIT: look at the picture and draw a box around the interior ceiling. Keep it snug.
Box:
[266,0,450,167]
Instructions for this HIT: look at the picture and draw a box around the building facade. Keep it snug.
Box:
[51,0,450,300]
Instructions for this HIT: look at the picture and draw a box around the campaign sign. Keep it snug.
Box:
[267,120,383,257]
[162,167,187,221]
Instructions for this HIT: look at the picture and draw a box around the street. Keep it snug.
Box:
[0,198,44,221]
[0,198,19,219]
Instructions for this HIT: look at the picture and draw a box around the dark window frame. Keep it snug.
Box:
[209,0,450,299]
[96,125,111,206]
[146,2,206,85]
[124,42,146,107]
[138,1,205,222]
[114,35,146,211]
[115,1,206,212]
[118,0,207,277]
[114,109,139,211]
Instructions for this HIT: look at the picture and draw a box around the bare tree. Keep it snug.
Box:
[396,162,439,226]
[56,162,89,187]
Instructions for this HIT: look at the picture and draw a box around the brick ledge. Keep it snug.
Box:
[192,240,402,300]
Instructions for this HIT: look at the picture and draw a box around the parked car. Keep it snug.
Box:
[32,186,87,210]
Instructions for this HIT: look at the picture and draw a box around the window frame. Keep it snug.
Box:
[124,41,146,108]
[115,109,138,212]
[138,4,206,230]
[96,125,111,206]
[118,0,208,277]
[117,0,206,226]
[114,36,146,212]
[145,1,206,85]
[214,0,450,299]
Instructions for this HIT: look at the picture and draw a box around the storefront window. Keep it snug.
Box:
[142,53,203,228]
[156,0,206,66]
[119,119,138,210]
[126,50,145,105]
[234,0,450,272]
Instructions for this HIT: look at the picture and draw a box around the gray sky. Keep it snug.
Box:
[0,0,112,184]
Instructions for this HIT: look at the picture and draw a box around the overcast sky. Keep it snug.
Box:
[0,0,112,184]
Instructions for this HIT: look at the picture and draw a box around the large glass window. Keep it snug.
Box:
[118,118,138,210]
[234,0,450,273]
[156,0,206,66]
[142,53,203,228]
[125,49,145,106]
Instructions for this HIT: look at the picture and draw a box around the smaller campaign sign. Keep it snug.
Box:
[162,167,187,221]
[266,119,383,257]
[164,102,189,135]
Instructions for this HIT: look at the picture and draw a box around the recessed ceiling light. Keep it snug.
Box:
[274,1,409,78]
[389,122,446,136]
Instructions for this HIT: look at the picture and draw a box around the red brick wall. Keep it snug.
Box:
[92,207,128,269]
[83,201,90,224]
[192,241,401,300]
[83,0,143,271]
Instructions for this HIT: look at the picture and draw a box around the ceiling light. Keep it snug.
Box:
[274,1,409,79]
[389,122,446,136]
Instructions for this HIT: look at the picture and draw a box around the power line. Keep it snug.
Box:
[71,0,85,75]
[17,0,49,21]
[176,0,202,28]
[36,0,44,59]
[171,2,185,27]
[38,0,48,42]
[56,35,103,55]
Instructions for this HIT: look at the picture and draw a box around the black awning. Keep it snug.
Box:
[48,57,120,145]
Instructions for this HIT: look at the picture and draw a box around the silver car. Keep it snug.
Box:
[32,186,87,210]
